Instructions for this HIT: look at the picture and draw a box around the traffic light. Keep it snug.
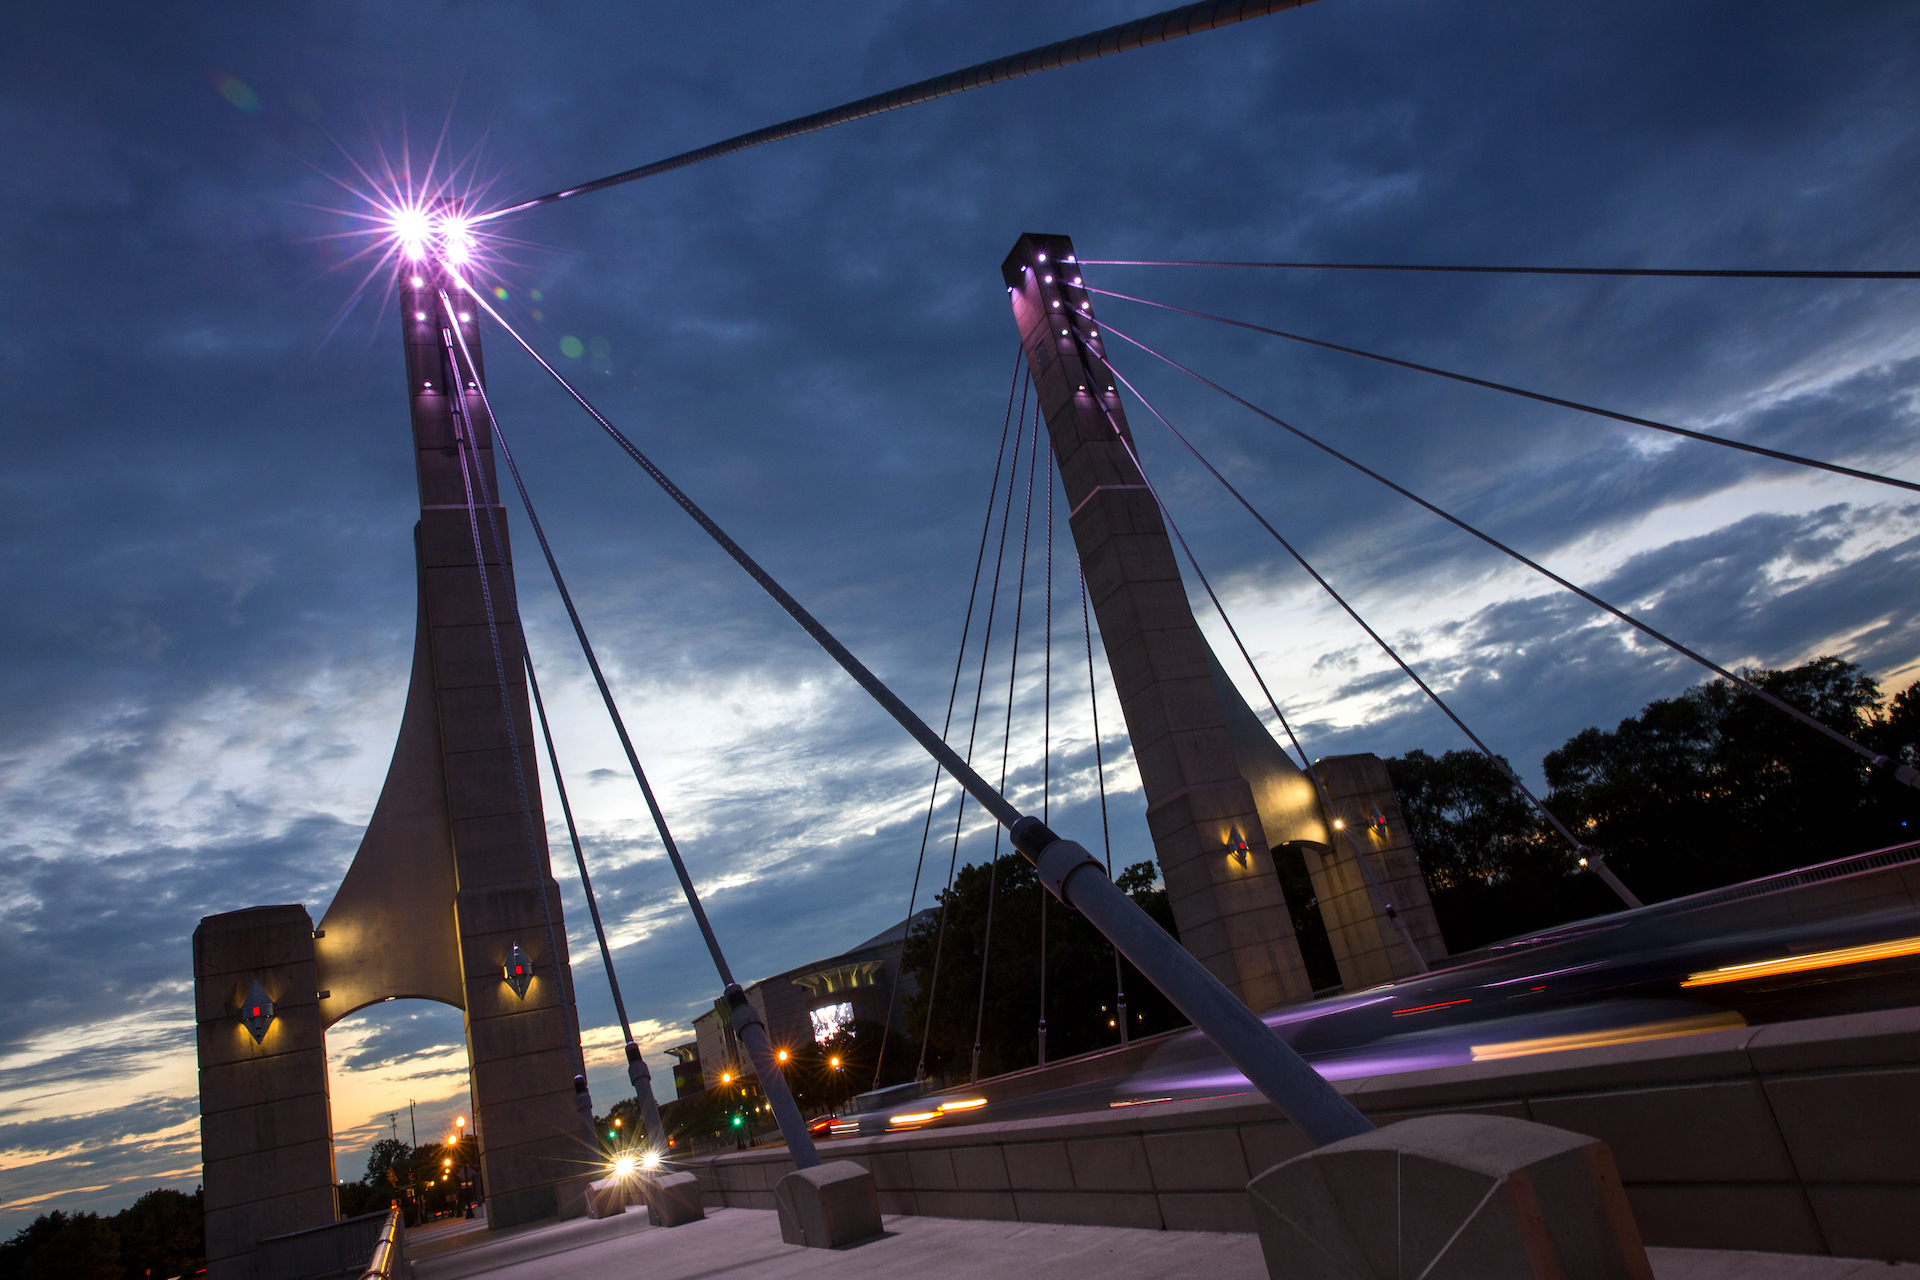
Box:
[730,1113,743,1129]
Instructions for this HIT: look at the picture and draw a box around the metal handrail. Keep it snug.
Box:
[359,1204,404,1280]
[1485,838,1920,954]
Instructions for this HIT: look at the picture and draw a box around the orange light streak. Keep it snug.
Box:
[1679,935,1920,987]
[1471,1011,1746,1062]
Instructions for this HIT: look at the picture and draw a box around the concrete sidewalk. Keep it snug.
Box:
[411,1206,1920,1280]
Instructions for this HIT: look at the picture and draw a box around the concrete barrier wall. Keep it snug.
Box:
[685,1005,1920,1261]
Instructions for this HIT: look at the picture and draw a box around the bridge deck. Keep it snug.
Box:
[407,1206,1920,1280]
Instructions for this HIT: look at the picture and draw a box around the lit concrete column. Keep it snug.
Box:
[1206,644,1443,989]
[399,266,592,1227]
[1002,233,1314,1011]
[1310,754,1446,982]
[194,905,337,1280]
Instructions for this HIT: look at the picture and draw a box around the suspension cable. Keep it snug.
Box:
[521,647,670,1145]
[1065,329,1434,963]
[449,290,830,1166]
[459,287,1378,1148]
[1089,310,1920,795]
[466,289,1030,830]
[871,348,1023,1093]
[444,296,689,1132]
[434,295,596,1135]
[522,652,632,1052]
[1081,565,1128,1045]
[478,0,1324,221]
[971,402,1042,1085]
[448,305,737,989]
[1078,259,1920,281]
[1068,319,1576,849]
[1086,288,1920,496]
[1037,432,1053,1069]
[918,372,1031,1081]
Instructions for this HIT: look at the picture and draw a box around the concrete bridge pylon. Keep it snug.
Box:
[1001,232,1444,1004]
[194,263,594,1280]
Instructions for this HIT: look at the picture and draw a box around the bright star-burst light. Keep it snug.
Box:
[295,125,530,339]
[613,1155,636,1177]
[390,203,434,261]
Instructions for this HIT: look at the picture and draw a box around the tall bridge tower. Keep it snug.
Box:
[192,261,594,1278]
[1002,232,1444,1004]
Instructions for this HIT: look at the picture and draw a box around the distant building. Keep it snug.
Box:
[689,910,935,1082]
[665,1041,703,1099]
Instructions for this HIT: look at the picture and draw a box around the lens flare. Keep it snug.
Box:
[612,1155,635,1177]
[439,212,476,265]
[641,1151,661,1171]
[390,205,432,261]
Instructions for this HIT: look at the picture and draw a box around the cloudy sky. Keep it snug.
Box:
[2,0,1917,1232]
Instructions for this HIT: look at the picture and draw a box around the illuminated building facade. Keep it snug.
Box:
[688,910,935,1084]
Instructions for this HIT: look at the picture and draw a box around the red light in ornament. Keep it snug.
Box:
[504,943,533,998]
[240,979,274,1042]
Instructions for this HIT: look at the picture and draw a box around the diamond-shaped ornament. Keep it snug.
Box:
[504,943,532,999]
[240,979,274,1043]
[1227,825,1252,865]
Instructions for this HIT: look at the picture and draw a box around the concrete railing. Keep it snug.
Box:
[684,1004,1920,1262]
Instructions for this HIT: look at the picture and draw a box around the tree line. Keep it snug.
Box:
[1389,656,1920,951]
[890,656,1920,1072]
[0,1189,201,1280]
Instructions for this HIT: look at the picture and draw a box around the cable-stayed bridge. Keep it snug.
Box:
[186,4,1920,1278]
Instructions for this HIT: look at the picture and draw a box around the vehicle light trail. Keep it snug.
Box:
[1470,1012,1747,1062]
[1681,934,1920,987]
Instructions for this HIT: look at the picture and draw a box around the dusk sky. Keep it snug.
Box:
[3,0,1917,1231]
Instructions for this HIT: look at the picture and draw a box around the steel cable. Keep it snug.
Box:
[479,0,1324,221]
[1064,328,1438,960]
[1086,287,1920,495]
[434,295,598,1141]
[1087,310,1920,794]
[1078,259,1920,280]
[871,347,1023,1093]
[462,284,1379,1147]
[970,403,1042,1084]
[917,371,1031,1081]
[1081,566,1129,1045]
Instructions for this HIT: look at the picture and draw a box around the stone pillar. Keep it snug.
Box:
[194,906,337,1280]
[397,265,593,1228]
[1002,233,1314,1011]
[1310,754,1446,981]
[1208,640,1443,988]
